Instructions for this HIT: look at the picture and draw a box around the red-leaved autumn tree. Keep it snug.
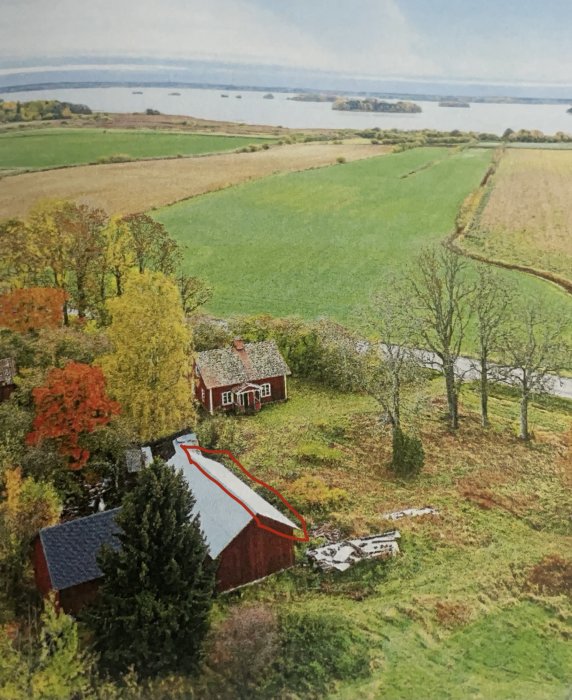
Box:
[0,287,67,333]
[26,362,120,469]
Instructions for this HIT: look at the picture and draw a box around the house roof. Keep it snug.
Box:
[196,340,291,390]
[38,436,296,589]
[169,437,296,558]
[39,509,121,591]
[0,358,16,386]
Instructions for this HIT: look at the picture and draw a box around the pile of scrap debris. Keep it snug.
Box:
[382,506,438,521]
[307,531,400,572]
[307,506,439,572]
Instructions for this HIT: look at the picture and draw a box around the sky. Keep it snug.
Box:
[1,0,571,86]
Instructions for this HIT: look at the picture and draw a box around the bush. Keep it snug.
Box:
[287,474,347,514]
[230,315,366,392]
[204,604,279,699]
[195,414,246,455]
[390,428,424,477]
[274,609,372,697]
[296,441,343,464]
[96,154,134,164]
[336,156,346,164]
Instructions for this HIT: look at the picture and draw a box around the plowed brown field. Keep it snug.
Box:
[0,142,389,218]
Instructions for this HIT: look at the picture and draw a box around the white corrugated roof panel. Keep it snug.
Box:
[168,442,296,558]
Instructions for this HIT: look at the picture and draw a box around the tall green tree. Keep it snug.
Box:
[86,460,215,677]
[0,595,92,700]
[121,213,179,275]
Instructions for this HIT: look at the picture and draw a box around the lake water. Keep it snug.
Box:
[2,86,572,136]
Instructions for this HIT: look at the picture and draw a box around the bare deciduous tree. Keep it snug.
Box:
[363,287,423,435]
[473,265,513,427]
[409,247,473,430]
[499,303,571,440]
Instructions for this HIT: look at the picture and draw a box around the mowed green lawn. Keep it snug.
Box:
[156,145,572,338]
[0,128,273,169]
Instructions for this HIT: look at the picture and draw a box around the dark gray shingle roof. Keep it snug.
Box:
[196,340,291,389]
[39,509,121,590]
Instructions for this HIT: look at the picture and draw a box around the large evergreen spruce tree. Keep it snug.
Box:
[85,460,215,677]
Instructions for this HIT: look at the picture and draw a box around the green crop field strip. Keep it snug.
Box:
[155,146,572,336]
[156,147,490,320]
[0,128,273,169]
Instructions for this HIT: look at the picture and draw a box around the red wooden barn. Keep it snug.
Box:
[33,434,296,613]
[195,339,291,414]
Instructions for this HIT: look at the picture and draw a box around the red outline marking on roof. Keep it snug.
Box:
[181,445,309,543]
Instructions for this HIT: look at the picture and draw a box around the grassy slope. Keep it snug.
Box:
[156,147,492,322]
[222,378,572,699]
[0,128,273,169]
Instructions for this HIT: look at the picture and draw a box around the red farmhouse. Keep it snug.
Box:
[34,434,297,613]
[195,339,291,414]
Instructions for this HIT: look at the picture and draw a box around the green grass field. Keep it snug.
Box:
[156,147,489,320]
[155,146,572,339]
[0,128,273,169]
[212,378,572,699]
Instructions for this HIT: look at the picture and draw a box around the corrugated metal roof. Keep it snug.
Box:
[169,439,296,558]
[39,509,121,590]
[196,340,291,389]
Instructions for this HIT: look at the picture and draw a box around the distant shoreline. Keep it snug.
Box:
[1,80,572,106]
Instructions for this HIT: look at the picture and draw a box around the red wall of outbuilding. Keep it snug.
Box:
[33,519,294,613]
[59,580,102,615]
[216,516,294,591]
[33,537,52,597]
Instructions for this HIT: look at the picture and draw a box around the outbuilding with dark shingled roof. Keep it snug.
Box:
[33,509,121,614]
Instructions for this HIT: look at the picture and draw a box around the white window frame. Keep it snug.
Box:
[221,391,234,406]
[201,388,205,402]
[260,383,271,398]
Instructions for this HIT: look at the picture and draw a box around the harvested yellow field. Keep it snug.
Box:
[0,142,389,219]
[468,149,572,281]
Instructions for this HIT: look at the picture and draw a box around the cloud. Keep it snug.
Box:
[0,0,331,69]
[1,0,571,85]
[0,0,434,78]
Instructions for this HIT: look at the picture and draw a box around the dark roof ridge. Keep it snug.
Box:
[40,507,121,535]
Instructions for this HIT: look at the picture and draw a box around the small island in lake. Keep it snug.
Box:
[221,94,229,98]
[332,98,422,113]
[0,99,92,122]
[168,92,181,96]
[289,93,339,103]
[236,95,242,99]
[439,100,470,108]
[568,107,572,114]
[132,91,143,95]
[263,93,275,99]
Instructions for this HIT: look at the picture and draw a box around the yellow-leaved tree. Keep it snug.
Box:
[99,269,194,442]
